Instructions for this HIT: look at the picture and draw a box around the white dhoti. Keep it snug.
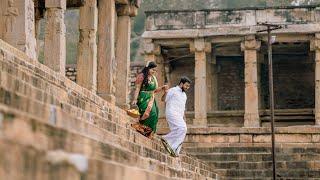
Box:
[162,86,188,155]
[163,114,187,155]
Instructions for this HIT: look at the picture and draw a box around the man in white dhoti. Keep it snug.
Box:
[161,76,191,157]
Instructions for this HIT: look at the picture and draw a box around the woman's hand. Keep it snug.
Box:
[131,99,137,106]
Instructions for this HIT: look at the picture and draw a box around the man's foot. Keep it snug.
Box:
[160,137,176,157]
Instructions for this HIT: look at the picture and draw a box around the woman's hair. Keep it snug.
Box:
[141,61,157,86]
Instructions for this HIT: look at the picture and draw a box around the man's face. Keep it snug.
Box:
[181,82,191,92]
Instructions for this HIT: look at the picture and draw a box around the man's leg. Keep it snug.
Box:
[163,116,187,155]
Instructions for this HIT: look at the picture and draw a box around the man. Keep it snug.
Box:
[161,76,191,157]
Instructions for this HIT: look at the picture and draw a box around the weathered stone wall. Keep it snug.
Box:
[129,61,144,102]
[217,56,245,110]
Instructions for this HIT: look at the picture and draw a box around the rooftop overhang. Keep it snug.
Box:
[143,5,320,39]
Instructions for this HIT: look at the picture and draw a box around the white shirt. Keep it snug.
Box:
[165,86,187,117]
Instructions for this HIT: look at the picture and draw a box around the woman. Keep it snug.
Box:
[132,61,167,136]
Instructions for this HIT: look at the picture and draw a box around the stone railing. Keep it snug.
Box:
[144,5,320,36]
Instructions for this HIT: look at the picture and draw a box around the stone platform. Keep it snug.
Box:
[0,40,217,180]
[159,126,320,179]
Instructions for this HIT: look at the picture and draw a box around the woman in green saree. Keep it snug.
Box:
[132,61,168,137]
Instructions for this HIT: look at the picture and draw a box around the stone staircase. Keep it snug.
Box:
[0,40,217,180]
[180,127,320,180]
[186,146,320,179]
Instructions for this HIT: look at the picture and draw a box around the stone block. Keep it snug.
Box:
[312,135,320,143]
[45,0,66,9]
[79,6,97,29]
[240,134,253,143]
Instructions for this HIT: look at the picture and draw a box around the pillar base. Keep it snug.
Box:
[193,118,207,127]
[244,113,260,127]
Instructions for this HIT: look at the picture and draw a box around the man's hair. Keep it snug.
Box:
[179,76,192,85]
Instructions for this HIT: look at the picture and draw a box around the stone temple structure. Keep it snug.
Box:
[0,0,320,179]
[143,4,320,179]
[0,0,218,179]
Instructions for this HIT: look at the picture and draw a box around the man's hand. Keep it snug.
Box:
[162,85,169,91]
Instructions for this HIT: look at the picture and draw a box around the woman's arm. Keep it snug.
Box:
[161,89,168,102]
[154,84,168,94]
[132,74,143,105]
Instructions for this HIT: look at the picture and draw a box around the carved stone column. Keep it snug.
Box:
[0,0,37,59]
[241,35,261,127]
[97,0,116,103]
[115,5,137,108]
[190,38,211,126]
[311,33,320,125]
[76,0,98,92]
[44,0,66,74]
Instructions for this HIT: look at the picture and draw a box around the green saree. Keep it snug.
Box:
[137,75,159,132]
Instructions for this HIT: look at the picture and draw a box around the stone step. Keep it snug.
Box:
[191,152,320,162]
[0,42,217,179]
[215,168,320,178]
[0,88,215,177]
[185,146,320,154]
[0,140,206,180]
[0,110,216,179]
[207,160,320,169]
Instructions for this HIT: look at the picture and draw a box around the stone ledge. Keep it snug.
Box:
[186,126,320,135]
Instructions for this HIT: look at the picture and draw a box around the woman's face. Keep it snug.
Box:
[149,67,157,75]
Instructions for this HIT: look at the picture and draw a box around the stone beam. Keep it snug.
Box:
[115,5,132,108]
[241,35,261,127]
[76,0,97,92]
[259,34,312,43]
[142,24,320,39]
[66,0,85,7]
[190,38,211,126]
[116,4,138,17]
[97,0,116,103]
[0,0,37,60]
[44,0,66,74]
[311,33,320,126]
[153,39,192,47]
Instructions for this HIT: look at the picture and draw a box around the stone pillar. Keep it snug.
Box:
[0,0,37,59]
[190,38,211,126]
[241,35,261,127]
[115,5,137,108]
[311,33,320,125]
[97,0,116,104]
[207,51,218,111]
[258,52,265,109]
[76,0,98,92]
[44,0,66,74]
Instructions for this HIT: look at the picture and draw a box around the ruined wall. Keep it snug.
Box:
[217,56,245,111]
